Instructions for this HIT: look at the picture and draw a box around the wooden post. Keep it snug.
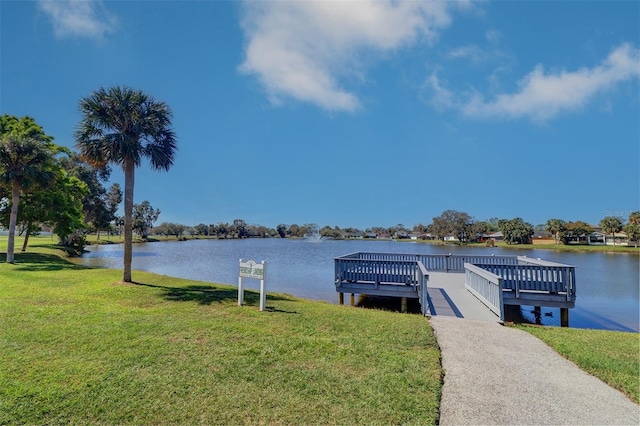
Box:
[560,308,569,327]
[401,297,407,313]
[338,292,344,305]
[350,293,355,306]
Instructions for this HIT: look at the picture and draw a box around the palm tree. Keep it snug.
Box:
[600,216,623,246]
[75,86,177,282]
[0,134,55,263]
[545,218,566,245]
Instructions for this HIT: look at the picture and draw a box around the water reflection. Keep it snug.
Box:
[72,239,639,332]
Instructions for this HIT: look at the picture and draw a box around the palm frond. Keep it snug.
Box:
[75,86,177,172]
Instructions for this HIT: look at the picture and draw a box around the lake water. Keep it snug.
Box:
[72,238,640,332]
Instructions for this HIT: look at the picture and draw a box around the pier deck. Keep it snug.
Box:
[335,252,576,326]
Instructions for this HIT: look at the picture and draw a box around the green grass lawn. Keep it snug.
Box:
[0,251,442,425]
[2,238,638,423]
[518,325,640,404]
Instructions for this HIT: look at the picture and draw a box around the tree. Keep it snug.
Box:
[0,115,56,263]
[44,174,88,248]
[59,154,123,240]
[287,224,300,238]
[624,211,640,247]
[132,200,160,238]
[600,216,623,246]
[1,170,87,252]
[561,221,592,245]
[470,221,488,242]
[276,224,287,238]
[545,218,567,245]
[156,222,186,239]
[102,183,123,234]
[230,219,248,238]
[498,217,534,245]
[212,222,229,239]
[624,223,640,247]
[412,223,428,234]
[76,86,177,282]
[193,223,209,236]
[430,210,474,242]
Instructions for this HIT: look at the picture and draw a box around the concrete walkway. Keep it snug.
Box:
[430,317,639,425]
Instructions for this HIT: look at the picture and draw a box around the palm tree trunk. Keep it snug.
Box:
[22,222,30,252]
[123,158,135,282]
[7,180,20,264]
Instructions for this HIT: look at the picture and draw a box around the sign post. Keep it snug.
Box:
[238,259,267,311]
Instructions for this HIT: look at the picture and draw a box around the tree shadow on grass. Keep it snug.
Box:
[29,243,83,257]
[0,252,90,271]
[133,282,296,308]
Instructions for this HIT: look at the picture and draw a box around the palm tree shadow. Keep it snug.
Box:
[0,252,90,271]
[133,282,295,307]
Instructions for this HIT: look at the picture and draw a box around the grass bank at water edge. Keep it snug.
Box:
[0,252,442,425]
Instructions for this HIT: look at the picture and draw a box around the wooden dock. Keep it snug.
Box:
[335,252,576,326]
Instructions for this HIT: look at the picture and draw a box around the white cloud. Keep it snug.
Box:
[37,0,117,39]
[429,43,640,121]
[447,45,490,63]
[239,0,468,112]
[485,29,501,44]
[446,30,508,65]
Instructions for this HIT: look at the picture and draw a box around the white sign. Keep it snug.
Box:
[238,259,267,311]
[239,259,265,280]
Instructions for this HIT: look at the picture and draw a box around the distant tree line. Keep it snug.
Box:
[140,209,640,247]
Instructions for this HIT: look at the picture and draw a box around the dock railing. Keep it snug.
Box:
[474,260,576,302]
[334,253,430,315]
[464,263,504,320]
[336,252,518,272]
[335,256,419,286]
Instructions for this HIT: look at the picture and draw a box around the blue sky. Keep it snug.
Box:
[2,0,639,229]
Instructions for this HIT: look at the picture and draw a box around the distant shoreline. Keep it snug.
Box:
[81,234,640,255]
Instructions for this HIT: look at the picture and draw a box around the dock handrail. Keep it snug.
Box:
[335,252,519,272]
[473,263,576,301]
[417,261,429,316]
[464,263,504,320]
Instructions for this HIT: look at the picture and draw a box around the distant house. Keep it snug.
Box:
[533,230,552,239]
[483,231,504,242]
[588,231,629,246]
[363,232,378,239]
[532,230,554,244]
[394,231,410,239]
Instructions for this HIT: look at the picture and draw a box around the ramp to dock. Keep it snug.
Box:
[427,272,498,322]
